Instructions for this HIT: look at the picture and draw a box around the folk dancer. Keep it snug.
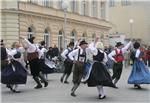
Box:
[68,40,97,97]
[108,41,132,88]
[60,42,74,84]
[20,37,48,89]
[128,42,150,89]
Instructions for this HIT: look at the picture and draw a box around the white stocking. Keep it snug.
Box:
[97,85,105,97]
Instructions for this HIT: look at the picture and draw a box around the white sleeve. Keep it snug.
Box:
[68,49,78,61]
[19,47,25,53]
[103,52,108,63]
[8,49,17,56]
[108,50,116,61]
[87,42,98,56]
[122,41,132,53]
[61,49,68,59]
[135,49,140,58]
[74,41,79,49]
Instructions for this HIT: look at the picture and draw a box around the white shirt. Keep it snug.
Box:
[61,47,72,60]
[40,47,47,59]
[23,39,42,58]
[7,47,26,67]
[68,42,96,61]
[108,41,132,61]
[135,49,141,58]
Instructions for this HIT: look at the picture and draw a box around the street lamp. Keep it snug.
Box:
[62,0,68,49]
[129,19,134,40]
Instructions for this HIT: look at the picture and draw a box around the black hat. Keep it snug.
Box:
[69,42,74,46]
[115,42,124,47]
[79,40,88,46]
[1,39,4,45]
[134,42,140,49]
[28,37,35,44]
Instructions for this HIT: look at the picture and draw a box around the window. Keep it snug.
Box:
[92,0,97,17]
[121,0,131,6]
[82,33,87,41]
[71,0,77,13]
[81,0,86,16]
[100,2,106,19]
[44,29,50,48]
[27,27,34,39]
[27,0,37,4]
[43,0,49,7]
[109,0,115,7]
[58,30,63,50]
[70,30,77,42]
[92,33,96,41]
[59,0,63,9]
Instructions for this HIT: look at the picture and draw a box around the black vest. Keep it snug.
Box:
[93,49,104,62]
[1,47,8,60]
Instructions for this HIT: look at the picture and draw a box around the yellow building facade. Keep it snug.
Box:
[108,0,150,45]
[1,0,111,49]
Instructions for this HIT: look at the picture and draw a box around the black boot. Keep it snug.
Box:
[33,77,42,89]
[71,84,79,97]
[113,78,119,88]
[134,84,142,89]
[39,73,48,87]
[64,74,70,84]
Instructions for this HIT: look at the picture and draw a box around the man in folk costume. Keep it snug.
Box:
[108,41,132,88]
[68,39,97,97]
[60,41,74,84]
[20,37,48,89]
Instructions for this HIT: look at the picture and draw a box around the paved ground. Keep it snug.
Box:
[1,66,150,103]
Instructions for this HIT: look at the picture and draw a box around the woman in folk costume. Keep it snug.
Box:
[39,41,49,80]
[60,41,74,84]
[68,38,98,97]
[20,37,48,89]
[1,42,27,93]
[108,41,132,88]
[85,42,117,99]
[128,42,150,89]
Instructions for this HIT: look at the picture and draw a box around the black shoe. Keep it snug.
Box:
[71,92,76,97]
[44,82,48,87]
[34,85,42,89]
[99,95,106,99]
[60,77,63,83]
[98,94,101,98]
[13,90,21,93]
[64,81,69,84]
[113,85,119,89]
[134,84,142,89]
[6,85,14,91]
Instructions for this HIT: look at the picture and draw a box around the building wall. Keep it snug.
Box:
[108,1,150,45]
[1,0,111,48]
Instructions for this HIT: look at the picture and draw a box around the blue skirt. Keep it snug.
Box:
[128,60,150,84]
[1,60,27,84]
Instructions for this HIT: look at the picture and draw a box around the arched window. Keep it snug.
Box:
[92,0,97,17]
[71,0,77,13]
[44,29,50,48]
[70,30,77,42]
[27,27,34,39]
[82,32,87,41]
[58,30,63,50]
[81,0,88,16]
[92,33,96,41]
